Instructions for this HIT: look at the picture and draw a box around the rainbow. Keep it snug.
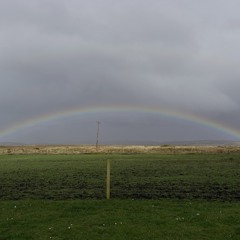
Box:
[0,104,240,140]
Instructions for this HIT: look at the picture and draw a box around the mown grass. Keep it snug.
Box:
[1,199,240,240]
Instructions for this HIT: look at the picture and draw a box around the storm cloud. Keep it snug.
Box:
[1,0,240,144]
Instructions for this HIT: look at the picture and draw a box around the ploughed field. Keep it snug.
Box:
[0,153,239,201]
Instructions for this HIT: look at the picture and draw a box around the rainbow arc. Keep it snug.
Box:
[0,105,240,140]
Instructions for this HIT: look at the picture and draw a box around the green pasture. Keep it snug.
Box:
[0,153,240,239]
[0,154,239,200]
[1,199,240,240]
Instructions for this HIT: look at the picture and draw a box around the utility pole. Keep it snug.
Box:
[96,121,100,151]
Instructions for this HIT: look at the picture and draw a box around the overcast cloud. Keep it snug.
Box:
[1,0,240,144]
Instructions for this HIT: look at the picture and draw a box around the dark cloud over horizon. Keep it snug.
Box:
[1,0,240,144]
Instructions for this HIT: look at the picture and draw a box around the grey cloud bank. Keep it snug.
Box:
[1,0,240,144]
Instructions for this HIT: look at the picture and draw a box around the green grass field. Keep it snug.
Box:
[1,199,240,240]
[0,153,240,239]
[0,154,239,200]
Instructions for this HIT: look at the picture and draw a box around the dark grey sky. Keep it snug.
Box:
[1,0,240,144]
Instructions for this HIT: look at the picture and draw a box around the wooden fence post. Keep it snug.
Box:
[106,159,111,200]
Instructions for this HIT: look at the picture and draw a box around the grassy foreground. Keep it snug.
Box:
[0,153,239,239]
[1,199,240,240]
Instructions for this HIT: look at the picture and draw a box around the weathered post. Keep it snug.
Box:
[106,159,111,200]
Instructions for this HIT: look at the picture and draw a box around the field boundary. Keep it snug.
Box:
[1,144,240,154]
